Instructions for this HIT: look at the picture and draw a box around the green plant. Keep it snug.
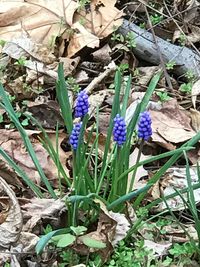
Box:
[78,0,91,10]
[66,76,80,93]
[178,33,187,46]
[59,249,80,267]
[185,70,195,81]
[166,60,176,70]
[106,240,155,267]
[0,84,55,198]
[1,63,200,266]
[36,225,106,255]
[15,56,27,66]
[169,242,197,265]
[111,32,125,43]
[179,82,192,94]
[156,91,171,102]
[125,32,136,48]
[150,14,163,25]
[0,39,6,47]
[111,32,136,49]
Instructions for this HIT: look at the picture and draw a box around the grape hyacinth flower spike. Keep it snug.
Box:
[138,111,152,141]
[75,90,89,118]
[69,122,82,150]
[113,114,126,146]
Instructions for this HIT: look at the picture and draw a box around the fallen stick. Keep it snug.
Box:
[119,20,200,78]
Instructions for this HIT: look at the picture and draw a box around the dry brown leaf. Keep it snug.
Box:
[144,240,171,256]
[60,56,80,76]
[187,25,200,43]
[190,108,200,132]
[21,198,66,232]
[75,70,89,83]
[68,0,123,57]
[67,21,99,58]
[73,200,117,261]
[74,0,124,38]
[191,80,200,109]
[0,177,22,248]
[109,211,130,246]
[0,129,70,188]
[27,101,64,129]
[155,167,200,212]
[92,44,112,63]
[0,0,78,45]
[150,99,196,143]
[137,66,159,86]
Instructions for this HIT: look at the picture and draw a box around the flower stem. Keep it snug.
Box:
[129,140,144,192]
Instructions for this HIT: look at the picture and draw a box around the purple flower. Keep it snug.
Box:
[75,90,89,118]
[113,114,126,146]
[138,111,152,141]
[69,122,82,150]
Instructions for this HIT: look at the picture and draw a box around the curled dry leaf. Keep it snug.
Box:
[150,99,196,144]
[21,198,66,232]
[154,167,200,212]
[191,80,200,109]
[92,44,112,64]
[0,129,70,188]
[69,0,124,57]
[189,108,200,132]
[15,232,39,253]
[67,22,100,58]
[0,0,78,44]
[109,211,130,246]
[74,0,124,39]
[73,200,117,262]
[0,177,23,248]
[144,240,171,256]
[136,66,159,86]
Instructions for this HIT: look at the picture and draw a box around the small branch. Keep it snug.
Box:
[85,61,117,94]
[144,5,174,91]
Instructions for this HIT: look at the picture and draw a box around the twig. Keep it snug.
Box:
[144,5,174,91]
[85,61,117,94]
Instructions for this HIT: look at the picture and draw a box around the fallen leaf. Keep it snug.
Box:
[21,198,66,232]
[92,44,112,64]
[137,66,159,86]
[74,0,124,39]
[67,22,99,58]
[109,211,130,246]
[150,99,196,143]
[0,177,22,248]
[189,108,200,132]
[0,129,70,188]
[191,80,200,109]
[144,240,171,256]
[0,0,78,45]
[155,167,200,212]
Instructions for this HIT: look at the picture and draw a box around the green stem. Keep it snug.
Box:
[96,145,116,195]
[129,140,144,192]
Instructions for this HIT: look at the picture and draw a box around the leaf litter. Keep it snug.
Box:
[1,0,200,265]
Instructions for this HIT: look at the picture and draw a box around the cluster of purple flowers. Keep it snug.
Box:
[75,91,89,118]
[69,122,82,150]
[70,90,89,150]
[113,110,152,147]
[113,114,126,146]
[137,111,152,141]
[69,88,152,150]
